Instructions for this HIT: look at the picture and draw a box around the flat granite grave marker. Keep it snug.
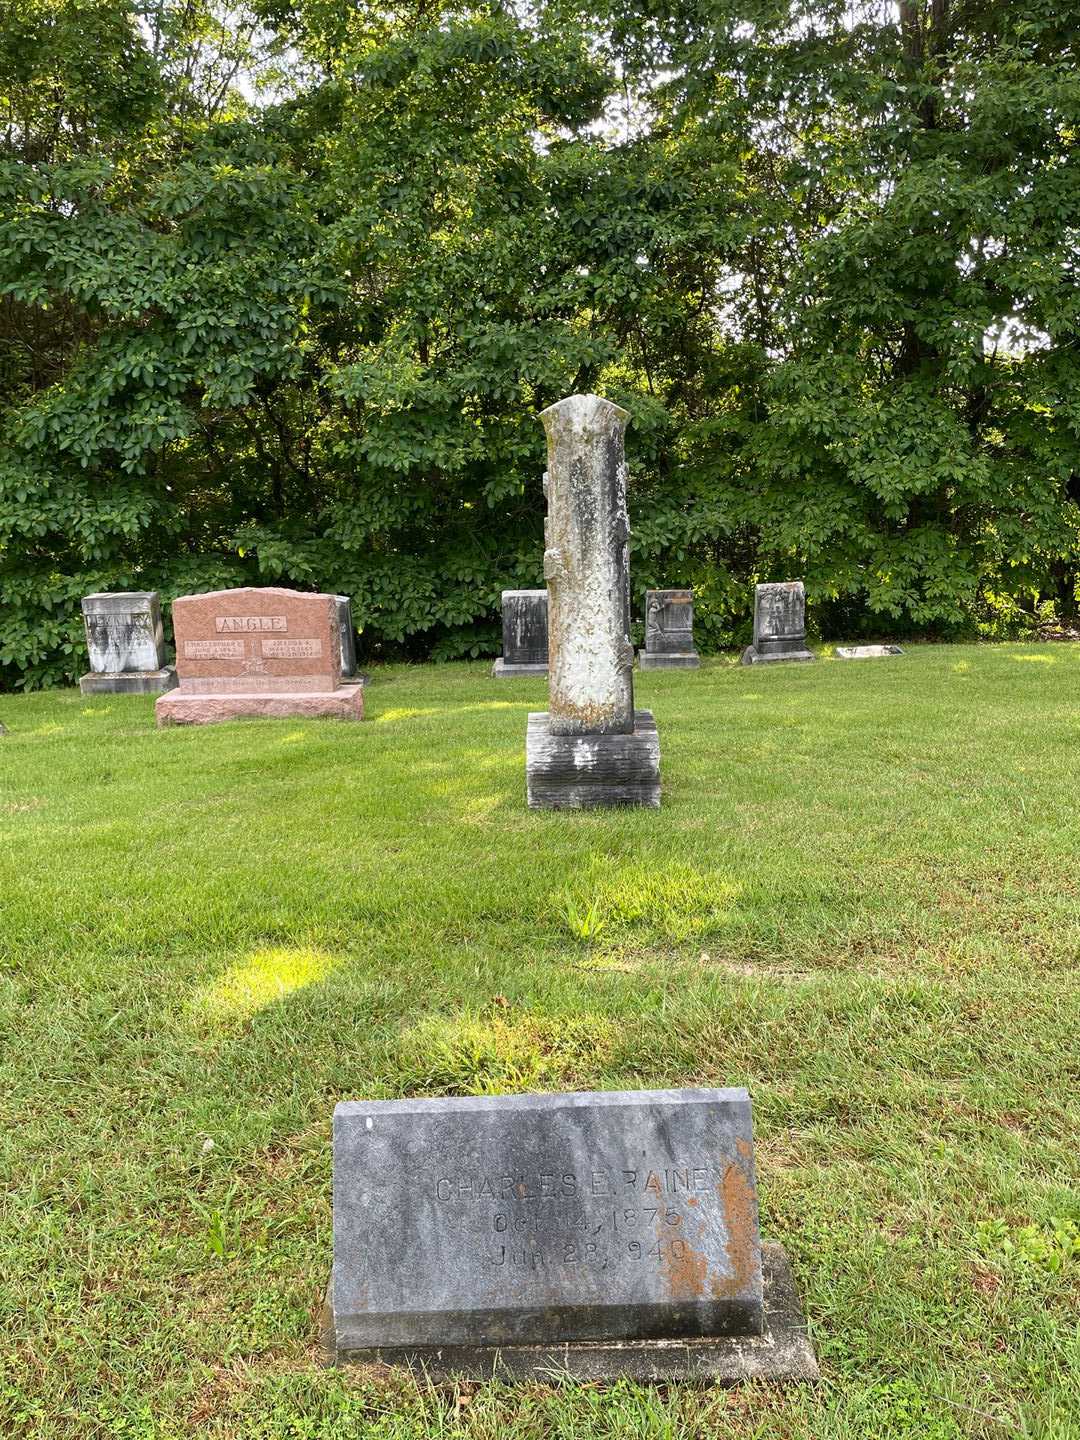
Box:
[79,591,177,695]
[325,1088,816,1382]
[525,394,660,807]
[493,590,549,677]
[155,586,363,726]
[836,644,903,660]
[639,588,700,670]
[741,582,815,666]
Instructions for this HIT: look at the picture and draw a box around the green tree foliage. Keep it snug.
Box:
[1,0,1079,686]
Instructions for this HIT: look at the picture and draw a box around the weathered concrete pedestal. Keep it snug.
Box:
[81,666,177,695]
[639,652,699,671]
[156,683,363,725]
[526,710,660,809]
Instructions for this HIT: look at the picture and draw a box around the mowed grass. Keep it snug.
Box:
[1,643,1078,1440]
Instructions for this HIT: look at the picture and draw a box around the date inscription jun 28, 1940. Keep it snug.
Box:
[330,1088,764,1352]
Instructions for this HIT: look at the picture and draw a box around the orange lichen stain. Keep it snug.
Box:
[687,1197,699,1207]
[710,1162,758,1300]
[735,1138,752,1161]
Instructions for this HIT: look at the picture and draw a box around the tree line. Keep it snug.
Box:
[2,0,1078,686]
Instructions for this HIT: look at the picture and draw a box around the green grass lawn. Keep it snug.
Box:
[1,644,1078,1439]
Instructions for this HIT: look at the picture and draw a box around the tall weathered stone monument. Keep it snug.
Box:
[79,591,176,695]
[741,582,815,665]
[155,587,363,726]
[493,590,549,677]
[639,588,700,669]
[324,1087,817,1382]
[525,395,660,807]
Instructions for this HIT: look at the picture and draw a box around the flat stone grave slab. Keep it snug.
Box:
[325,1088,816,1382]
[836,645,904,660]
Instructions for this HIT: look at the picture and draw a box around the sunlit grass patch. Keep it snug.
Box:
[395,1008,618,1096]
[190,946,339,1026]
[555,862,741,943]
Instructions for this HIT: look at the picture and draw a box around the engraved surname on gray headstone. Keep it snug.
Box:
[215,615,288,633]
[331,1088,761,1350]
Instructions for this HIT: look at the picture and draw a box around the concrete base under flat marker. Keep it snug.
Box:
[638,650,700,670]
[79,666,177,695]
[741,646,815,666]
[322,1243,817,1384]
[492,659,548,678]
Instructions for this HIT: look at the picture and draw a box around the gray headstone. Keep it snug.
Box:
[640,588,699,669]
[741,582,815,665]
[527,395,659,806]
[335,596,358,678]
[329,1088,762,1357]
[79,591,177,694]
[493,590,548,676]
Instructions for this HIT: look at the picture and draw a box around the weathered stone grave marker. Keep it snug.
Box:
[336,595,359,679]
[525,394,660,807]
[324,1087,816,1382]
[79,591,176,695]
[836,644,904,660]
[639,588,700,669]
[155,586,363,726]
[741,582,815,666]
[493,590,549,677]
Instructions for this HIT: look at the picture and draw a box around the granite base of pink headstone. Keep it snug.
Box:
[155,587,363,727]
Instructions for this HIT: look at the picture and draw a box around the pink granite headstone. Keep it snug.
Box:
[155,587,363,726]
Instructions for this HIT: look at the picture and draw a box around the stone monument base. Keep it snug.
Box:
[741,646,815,666]
[526,710,660,809]
[638,650,699,670]
[492,659,548,678]
[323,1244,816,1384]
[155,682,364,727]
[80,666,177,696]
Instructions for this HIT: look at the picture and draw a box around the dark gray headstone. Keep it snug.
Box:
[329,1088,762,1356]
[335,595,358,679]
[640,588,699,669]
[79,592,176,694]
[741,582,815,665]
[493,590,548,677]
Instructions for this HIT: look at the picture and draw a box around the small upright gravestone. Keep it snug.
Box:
[525,394,660,808]
[335,595,358,679]
[155,587,363,726]
[493,590,548,677]
[79,591,177,695]
[324,1087,817,1382]
[741,582,815,666]
[639,589,700,669]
